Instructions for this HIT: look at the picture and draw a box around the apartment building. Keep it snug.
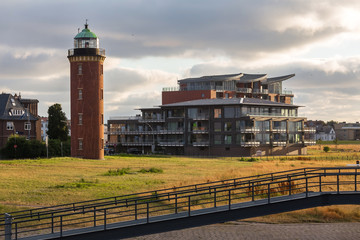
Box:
[108,73,315,156]
[334,122,360,141]
[162,73,294,105]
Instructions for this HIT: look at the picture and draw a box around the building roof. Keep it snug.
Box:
[177,73,294,84]
[160,98,299,108]
[74,24,97,39]
[0,93,38,121]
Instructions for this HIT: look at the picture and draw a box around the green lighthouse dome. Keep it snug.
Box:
[73,22,99,49]
[74,23,98,39]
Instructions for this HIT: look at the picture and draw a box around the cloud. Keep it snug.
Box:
[0,0,359,123]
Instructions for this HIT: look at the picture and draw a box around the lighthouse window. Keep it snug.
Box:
[100,65,103,75]
[78,64,82,75]
[78,113,83,125]
[100,88,103,100]
[78,139,83,150]
[78,89,83,100]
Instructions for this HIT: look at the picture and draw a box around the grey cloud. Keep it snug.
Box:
[104,68,148,92]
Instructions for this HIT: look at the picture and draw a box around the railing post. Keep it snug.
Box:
[175,194,178,214]
[147,203,149,223]
[252,182,254,201]
[268,183,271,203]
[60,216,63,237]
[288,177,292,196]
[104,209,107,230]
[214,189,217,208]
[319,175,322,192]
[135,200,138,220]
[94,207,96,227]
[188,196,191,216]
[337,174,340,194]
[4,213,12,240]
[228,189,231,210]
[355,169,357,192]
[51,213,54,233]
[306,178,308,197]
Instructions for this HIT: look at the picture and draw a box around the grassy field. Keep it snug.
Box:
[0,144,360,223]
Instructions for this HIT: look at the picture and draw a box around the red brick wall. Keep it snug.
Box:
[162,90,215,105]
[69,57,104,159]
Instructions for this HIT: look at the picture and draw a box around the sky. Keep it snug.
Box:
[1,0,360,122]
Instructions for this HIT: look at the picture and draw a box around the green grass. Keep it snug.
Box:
[0,149,359,222]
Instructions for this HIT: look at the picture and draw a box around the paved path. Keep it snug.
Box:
[127,222,360,240]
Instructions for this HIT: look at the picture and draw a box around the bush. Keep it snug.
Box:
[323,146,330,152]
[1,135,46,159]
[1,135,70,159]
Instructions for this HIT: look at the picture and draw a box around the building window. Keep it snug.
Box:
[24,122,31,130]
[214,108,222,118]
[224,122,232,132]
[78,139,83,150]
[214,122,222,132]
[6,122,14,130]
[214,135,222,144]
[101,138,104,149]
[224,135,232,144]
[101,114,104,124]
[78,89,83,100]
[100,88,103,100]
[78,64,82,75]
[78,113,83,125]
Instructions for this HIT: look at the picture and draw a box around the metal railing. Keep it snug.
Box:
[1,167,359,239]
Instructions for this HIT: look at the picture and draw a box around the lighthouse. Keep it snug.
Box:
[68,22,105,159]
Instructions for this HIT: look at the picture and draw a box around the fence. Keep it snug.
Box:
[1,167,359,239]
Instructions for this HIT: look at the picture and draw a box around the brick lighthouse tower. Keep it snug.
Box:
[68,22,105,159]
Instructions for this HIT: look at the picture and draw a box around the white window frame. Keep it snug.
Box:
[78,139,83,150]
[6,122,14,130]
[24,122,31,130]
[78,113,83,125]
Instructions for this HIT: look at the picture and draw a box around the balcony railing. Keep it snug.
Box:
[109,129,184,135]
[237,88,252,93]
[139,118,165,123]
[240,127,260,133]
[272,141,287,146]
[241,141,260,147]
[159,141,184,146]
[192,141,210,146]
[68,48,105,57]
[272,128,287,133]
[304,140,316,146]
[252,89,269,94]
[304,127,316,133]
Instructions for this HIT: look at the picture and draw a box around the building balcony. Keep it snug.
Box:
[241,141,261,147]
[121,142,153,146]
[237,88,252,93]
[68,48,105,57]
[272,128,287,133]
[192,141,210,146]
[272,141,287,146]
[159,141,184,147]
[303,140,316,146]
[109,129,184,135]
[240,127,260,133]
[304,127,316,133]
[139,118,165,123]
[252,89,269,94]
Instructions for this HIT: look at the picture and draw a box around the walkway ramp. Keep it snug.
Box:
[1,167,360,240]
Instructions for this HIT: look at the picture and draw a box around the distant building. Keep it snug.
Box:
[108,73,316,157]
[315,126,336,141]
[0,93,41,148]
[334,122,360,141]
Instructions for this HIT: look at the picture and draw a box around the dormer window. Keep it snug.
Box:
[10,98,16,106]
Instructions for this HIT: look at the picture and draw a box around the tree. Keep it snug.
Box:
[47,103,69,141]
